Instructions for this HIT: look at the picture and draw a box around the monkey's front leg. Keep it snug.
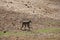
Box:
[27,24,30,31]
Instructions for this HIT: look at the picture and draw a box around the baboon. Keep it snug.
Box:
[20,20,32,31]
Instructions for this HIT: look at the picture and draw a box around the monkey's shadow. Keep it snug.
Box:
[20,27,33,31]
[21,29,31,31]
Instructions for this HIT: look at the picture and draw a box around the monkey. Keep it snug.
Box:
[20,20,32,31]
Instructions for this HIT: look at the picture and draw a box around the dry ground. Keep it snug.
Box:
[0,0,60,40]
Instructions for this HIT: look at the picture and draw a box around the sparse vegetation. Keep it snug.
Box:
[0,28,60,37]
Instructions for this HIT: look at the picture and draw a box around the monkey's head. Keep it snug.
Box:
[29,20,32,23]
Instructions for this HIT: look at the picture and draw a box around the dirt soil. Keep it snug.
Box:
[0,0,60,40]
